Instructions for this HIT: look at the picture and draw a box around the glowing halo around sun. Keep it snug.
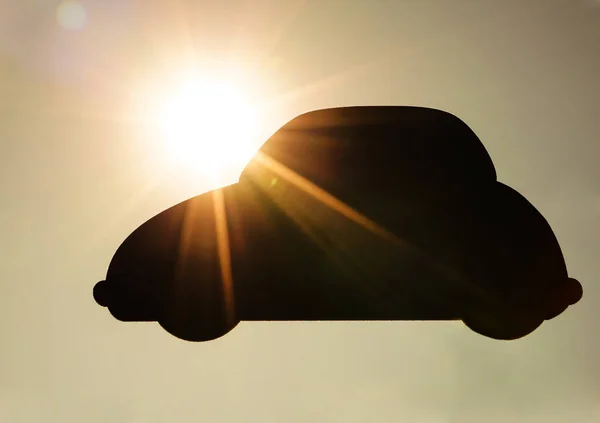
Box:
[157,76,261,184]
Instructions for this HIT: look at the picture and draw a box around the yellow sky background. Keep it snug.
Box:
[1,1,599,421]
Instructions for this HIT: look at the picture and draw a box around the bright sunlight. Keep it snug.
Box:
[157,75,260,183]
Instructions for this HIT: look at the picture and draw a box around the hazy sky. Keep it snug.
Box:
[1,1,599,421]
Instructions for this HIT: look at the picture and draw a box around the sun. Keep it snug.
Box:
[158,76,260,183]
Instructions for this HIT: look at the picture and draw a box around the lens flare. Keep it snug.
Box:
[56,1,87,30]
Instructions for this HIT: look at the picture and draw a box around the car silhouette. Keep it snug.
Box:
[93,106,583,342]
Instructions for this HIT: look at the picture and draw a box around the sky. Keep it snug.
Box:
[1,0,599,421]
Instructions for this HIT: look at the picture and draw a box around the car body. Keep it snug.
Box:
[93,106,582,342]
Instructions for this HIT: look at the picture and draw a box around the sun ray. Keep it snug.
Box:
[253,152,400,244]
[242,152,419,302]
[245,152,415,291]
[213,188,236,327]
[246,152,492,301]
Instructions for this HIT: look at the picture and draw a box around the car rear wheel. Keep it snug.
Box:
[462,306,545,340]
